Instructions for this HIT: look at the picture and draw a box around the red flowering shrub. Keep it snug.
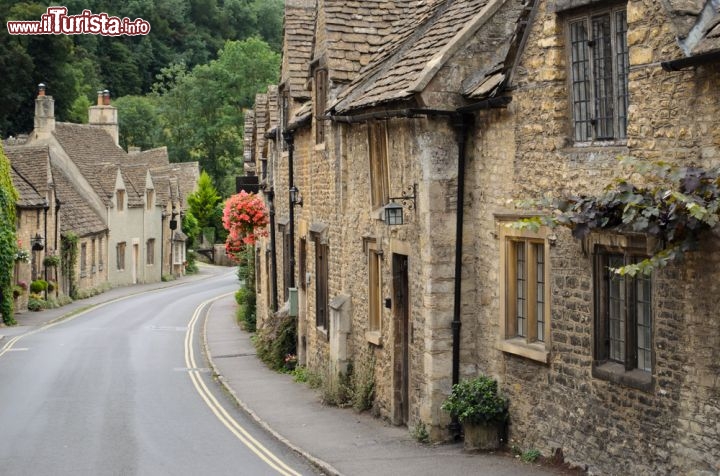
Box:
[222,191,269,261]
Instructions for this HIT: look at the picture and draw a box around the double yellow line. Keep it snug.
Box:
[185,296,302,476]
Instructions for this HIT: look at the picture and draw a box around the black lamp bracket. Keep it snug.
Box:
[388,183,417,210]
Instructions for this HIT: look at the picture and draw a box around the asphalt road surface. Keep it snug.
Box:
[0,269,320,476]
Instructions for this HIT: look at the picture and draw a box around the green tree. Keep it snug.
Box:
[0,144,19,325]
[187,171,221,242]
[114,95,163,151]
[158,38,279,192]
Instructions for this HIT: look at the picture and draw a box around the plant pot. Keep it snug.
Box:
[463,421,502,451]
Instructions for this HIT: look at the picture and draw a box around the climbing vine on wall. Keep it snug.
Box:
[0,144,19,325]
[61,233,79,300]
[514,157,720,276]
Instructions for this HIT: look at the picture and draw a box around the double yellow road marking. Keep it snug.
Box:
[185,295,302,476]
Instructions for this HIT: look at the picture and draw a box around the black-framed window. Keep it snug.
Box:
[568,6,628,142]
[594,249,652,373]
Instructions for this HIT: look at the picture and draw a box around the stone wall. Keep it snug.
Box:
[459,0,720,474]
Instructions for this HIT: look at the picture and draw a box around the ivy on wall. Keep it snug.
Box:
[0,144,19,325]
[514,157,720,276]
[61,233,79,300]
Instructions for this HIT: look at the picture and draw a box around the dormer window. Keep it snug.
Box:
[116,189,125,211]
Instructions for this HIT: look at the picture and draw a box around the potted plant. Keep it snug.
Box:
[43,254,60,267]
[441,375,508,451]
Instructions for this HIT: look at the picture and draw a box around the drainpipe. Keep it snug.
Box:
[267,189,279,311]
[54,198,60,297]
[283,130,296,290]
[43,201,49,300]
[449,114,470,440]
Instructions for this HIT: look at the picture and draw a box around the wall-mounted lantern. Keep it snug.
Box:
[31,233,45,251]
[290,185,303,207]
[384,184,417,226]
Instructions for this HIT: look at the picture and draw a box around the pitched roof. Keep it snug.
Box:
[10,167,45,208]
[664,0,720,56]
[51,122,128,203]
[5,146,51,198]
[133,147,170,169]
[282,0,317,99]
[51,164,107,237]
[331,0,505,113]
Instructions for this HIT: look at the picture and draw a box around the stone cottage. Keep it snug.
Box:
[9,86,197,299]
[5,145,60,310]
[248,0,720,473]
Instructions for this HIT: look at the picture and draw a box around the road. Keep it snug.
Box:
[0,269,320,476]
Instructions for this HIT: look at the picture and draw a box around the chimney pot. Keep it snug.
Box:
[38,83,46,96]
[97,90,103,105]
[103,90,110,106]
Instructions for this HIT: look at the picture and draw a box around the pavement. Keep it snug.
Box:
[1,263,565,476]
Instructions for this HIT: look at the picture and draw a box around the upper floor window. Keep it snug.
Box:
[368,121,389,209]
[314,68,327,144]
[116,189,125,211]
[568,6,628,142]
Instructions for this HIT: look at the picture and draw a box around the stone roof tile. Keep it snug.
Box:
[52,122,129,204]
[51,164,107,237]
[333,0,498,113]
[5,146,51,198]
[10,167,45,208]
[282,2,317,100]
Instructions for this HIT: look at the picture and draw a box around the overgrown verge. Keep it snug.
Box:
[234,246,256,331]
[253,309,296,371]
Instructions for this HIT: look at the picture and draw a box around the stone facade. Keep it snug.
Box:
[8,87,197,302]
[248,0,720,474]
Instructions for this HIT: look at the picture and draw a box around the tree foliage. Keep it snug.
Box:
[0,143,19,325]
[0,0,283,137]
[187,171,221,237]
[513,157,720,276]
[157,38,280,192]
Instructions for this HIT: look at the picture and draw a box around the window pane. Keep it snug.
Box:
[615,10,629,139]
[516,242,526,337]
[636,274,652,372]
[608,254,625,362]
[570,20,592,141]
[535,244,545,342]
[592,14,614,139]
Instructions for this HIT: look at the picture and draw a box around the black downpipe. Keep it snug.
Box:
[449,114,470,440]
[267,189,279,311]
[283,131,296,290]
[43,202,49,300]
[54,198,60,297]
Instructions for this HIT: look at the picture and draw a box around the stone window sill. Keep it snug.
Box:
[366,330,382,346]
[316,326,328,341]
[499,337,549,364]
[592,361,653,392]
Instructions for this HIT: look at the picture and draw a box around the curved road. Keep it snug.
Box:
[0,269,319,476]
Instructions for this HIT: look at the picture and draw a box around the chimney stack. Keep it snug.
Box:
[88,88,119,146]
[34,83,55,138]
